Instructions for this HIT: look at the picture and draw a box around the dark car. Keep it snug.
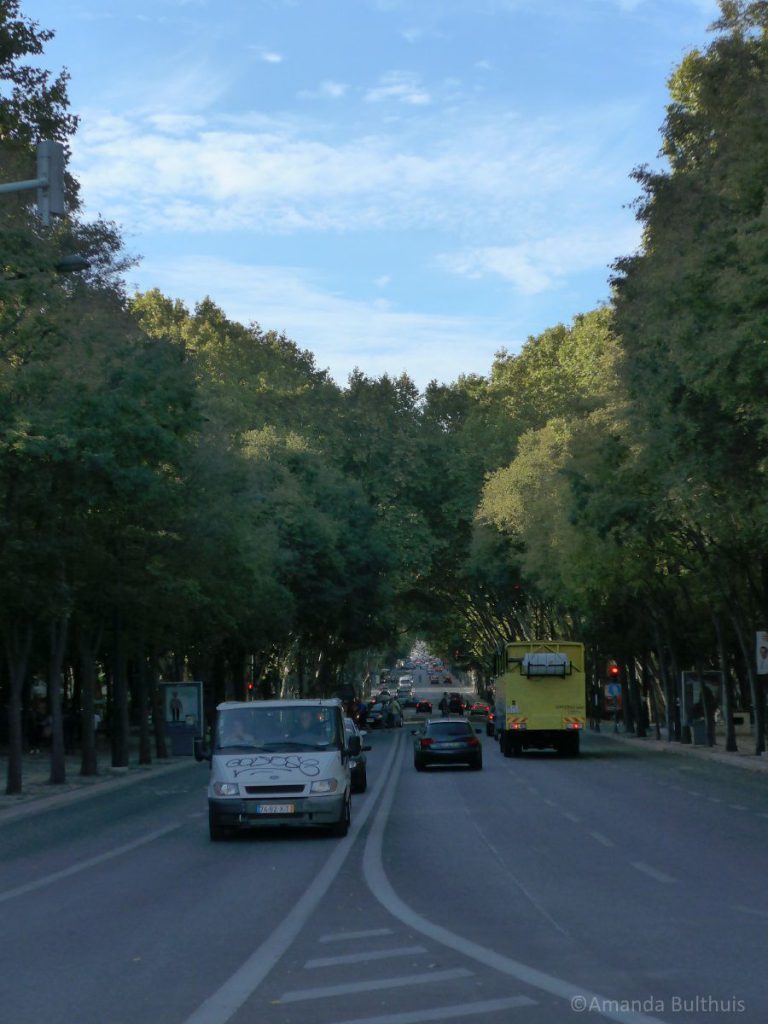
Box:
[416,698,432,713]
[367,700,403,729]
[412,717,483,771]
[344,717,371,792]
[448,693,466,714]
[468,701,491,719]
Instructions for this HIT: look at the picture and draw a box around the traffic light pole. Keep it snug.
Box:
[0,140,66,224]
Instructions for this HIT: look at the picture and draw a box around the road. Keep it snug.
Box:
[2,681,767,1024]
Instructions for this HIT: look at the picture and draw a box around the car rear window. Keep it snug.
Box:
[427,722,472,737]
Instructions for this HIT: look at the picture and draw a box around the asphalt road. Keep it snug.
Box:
[2,681,768,1024]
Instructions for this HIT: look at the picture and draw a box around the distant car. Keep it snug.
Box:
[412,717,483,771]
[344,717,371,792]
[468,701,491,719]
[401,692,419,708]
[448,694,466,714]
[416,699,432,713]
[429,674,440,685]
[367,700,403,729]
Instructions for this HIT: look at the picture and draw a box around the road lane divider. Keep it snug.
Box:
[181,730,405,1024]
[278,968,473,1003]
[304,945,427,969]
[0,823,182,904]
[362,739,670,1024]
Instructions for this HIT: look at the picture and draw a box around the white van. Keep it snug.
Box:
[195,699,358,840]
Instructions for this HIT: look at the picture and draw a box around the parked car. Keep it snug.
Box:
[412,717,483,771]
[344,717,371,792]
[416,699,433,713]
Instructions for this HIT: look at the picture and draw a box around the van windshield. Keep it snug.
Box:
[214,706,341,753]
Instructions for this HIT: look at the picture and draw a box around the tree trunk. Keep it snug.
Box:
[78,625,100,777]
[136,652,152,766]
[48,616,70,785]
[3,619,33,795]
[149,657,169,760]
[713,613,737,752]
[731,612,765,756]
[111,609,130,768]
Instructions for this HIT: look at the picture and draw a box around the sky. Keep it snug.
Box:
[22,0,719,389]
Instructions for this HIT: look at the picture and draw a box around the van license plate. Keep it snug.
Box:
[255,803,294,814]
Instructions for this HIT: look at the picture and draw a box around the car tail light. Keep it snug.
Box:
[420,738,433,748]
[467,736,479,747]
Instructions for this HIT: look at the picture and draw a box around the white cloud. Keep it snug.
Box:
[252,49,284,63]
[374,275,391,288]
[298,80,348,100]
[438,227,640,294]
[364,71,431,105]
[131,256,510,386]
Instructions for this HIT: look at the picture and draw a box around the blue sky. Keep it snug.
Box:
[25,0,718,388]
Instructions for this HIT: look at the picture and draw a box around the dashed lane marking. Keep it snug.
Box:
[319,928,395,944]
[278,968,474,1003]
[630,862,676,884]
[304,946,427,969]
[322,995,537,1024]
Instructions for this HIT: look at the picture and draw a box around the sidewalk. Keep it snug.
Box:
[590,719,768,774]
[0,739,193,822]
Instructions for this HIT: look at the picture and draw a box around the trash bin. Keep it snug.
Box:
[691,718,707,745]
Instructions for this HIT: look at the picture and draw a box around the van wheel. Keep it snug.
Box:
[358,767,367,792]
[209,809,227,841]
[330,795,351,837]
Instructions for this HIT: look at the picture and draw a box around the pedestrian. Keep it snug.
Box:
[439,692,449,716]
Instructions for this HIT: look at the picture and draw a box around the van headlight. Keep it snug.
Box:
[310,779,338,794]
[213,782,240,796]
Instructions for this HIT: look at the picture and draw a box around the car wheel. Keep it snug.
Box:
[357,767,368,792]
[471,756,483,771]
[330,794,351,837]
[414,756,425,772]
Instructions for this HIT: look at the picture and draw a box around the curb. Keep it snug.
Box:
[588,727,768,774]
[0,757,194,825]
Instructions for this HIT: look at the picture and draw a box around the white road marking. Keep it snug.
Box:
[323,995,537,1024]
[730,804,748,811]
[733,904,768,919]
[180,733,404,1024]
[363,742,670,1024]
[304,946,427,969]
[630,862,676,884]
[278,968,473,1003]
[0,823,182,904]
[590,831,615,847]
[563,812,581,823]
[319,928,394,944]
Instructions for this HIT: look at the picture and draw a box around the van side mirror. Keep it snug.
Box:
[194,736,211,762]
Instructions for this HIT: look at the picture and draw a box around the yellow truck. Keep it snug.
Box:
[494,640,586,757]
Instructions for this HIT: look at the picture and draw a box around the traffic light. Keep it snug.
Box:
[608,664,620,679]
[36,140,65,224]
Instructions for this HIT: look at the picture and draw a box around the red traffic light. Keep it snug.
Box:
[608,665,620,677]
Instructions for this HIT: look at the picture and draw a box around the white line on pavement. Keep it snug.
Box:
[0,823,182,904]
[362,741,670,1024]
[278,968,473,1003]
[589,831,615,847]
[180,732,405,1024]
[304,946,427,969]
[563,812,581,823]
[630,862,676,884]
[315,995,536,1024]
[319,928,394,944]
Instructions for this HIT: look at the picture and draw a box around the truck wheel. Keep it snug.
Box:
[502,732,513,758]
